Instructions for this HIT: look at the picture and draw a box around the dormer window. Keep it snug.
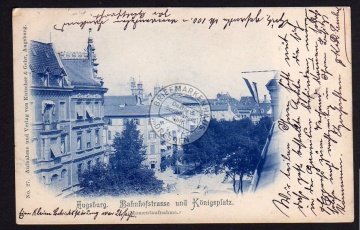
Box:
[42,72,49,87]
[31,48,37,56]
[57,76,63,87]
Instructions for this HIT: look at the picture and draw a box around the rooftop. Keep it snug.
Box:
[104,105,151,117]
[104,95,138,106]
[30,41,70,88]
[210,103,228,111]
[61,58,100,87]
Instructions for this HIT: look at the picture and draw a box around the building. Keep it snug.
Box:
[30,31,108,195]
[104,95,177,171]
[234,96,271,123]
[208,99,236,121]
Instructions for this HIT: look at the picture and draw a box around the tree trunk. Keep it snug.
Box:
[239,173,244,194]
[232,174,237,194]
[235,173,244,194]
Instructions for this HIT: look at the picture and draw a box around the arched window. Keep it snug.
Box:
[50,174,59,191]
[61,169,67,188]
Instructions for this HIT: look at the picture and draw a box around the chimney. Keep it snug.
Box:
[264,95,267,103]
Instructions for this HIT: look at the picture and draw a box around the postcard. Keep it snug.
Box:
[13,7,353,224]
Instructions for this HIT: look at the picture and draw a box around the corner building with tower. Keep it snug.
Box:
[29,30,108,196]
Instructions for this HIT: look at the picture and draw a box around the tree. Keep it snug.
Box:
[183,117,273,195]
[222,137,260,194]
[78,162,119,196]
[79,120,163,196]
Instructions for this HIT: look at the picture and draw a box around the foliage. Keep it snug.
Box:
[79,121,163,196]
[183,116,273,194]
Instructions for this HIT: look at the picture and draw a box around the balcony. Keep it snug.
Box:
[33,157,62,172]
[40,121,62,134]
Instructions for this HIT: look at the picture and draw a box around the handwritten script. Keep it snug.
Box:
[53,8,306,31]
[273,7,351,218]
[18,207,136,221]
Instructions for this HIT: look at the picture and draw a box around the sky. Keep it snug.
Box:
[23,8,284,101]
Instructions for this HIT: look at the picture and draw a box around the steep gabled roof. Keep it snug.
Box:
[236,96,257,110]
[30,41,70,87]
[210,103,228,111]
[105,96,138,106]
[170,95,198,105]
[61,58,100,87]
[30,41,62,74]
[104,105,150,117]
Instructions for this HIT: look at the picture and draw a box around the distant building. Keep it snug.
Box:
[30,30,108,195]
[235,95,271,123]
[207,93,271,123]
[209,101,235,121]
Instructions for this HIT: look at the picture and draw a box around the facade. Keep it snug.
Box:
[30,32,108,195]
[209,100,236,121]
[104,95,175,171]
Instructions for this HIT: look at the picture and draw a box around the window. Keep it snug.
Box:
[94,102,99,117]
[96,157,100,165]
[43,74,49,86]
[50,138,57,145]
[58,77,63,87]
[77,134,82,150]
[103,129,107,144]
[85,103,93,119]
[108,130,112,140]
[75,103,83,119]
[77,163,83,177]
[148,131,156,140]
[160,120,164,125]
[133,118,140,125]
[59,101,66,121]
[86,131,91,148]
[95,130,99,146]
[150,145,155,154]
[61,169,67,188]
[61,136,66,153]
[43,102,55,124]
[41,139,45,159]
[151,163,155,169]
[87,161,91,171]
